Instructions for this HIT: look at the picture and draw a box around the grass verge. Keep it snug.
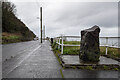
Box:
[2,32,22,44]
[64,41,80,45]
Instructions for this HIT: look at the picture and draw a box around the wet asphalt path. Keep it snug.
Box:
[3,40,62,78]
[2,40,40,62]
[62,69,119,79]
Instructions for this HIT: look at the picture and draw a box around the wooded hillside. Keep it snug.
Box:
[2,2,36,44]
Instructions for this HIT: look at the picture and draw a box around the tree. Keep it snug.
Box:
[2,1,16,15]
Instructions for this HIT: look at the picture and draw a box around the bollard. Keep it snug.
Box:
[51,38,53,44]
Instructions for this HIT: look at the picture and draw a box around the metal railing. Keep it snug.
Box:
[54,35,120,55]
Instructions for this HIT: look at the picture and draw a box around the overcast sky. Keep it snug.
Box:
[8,0,119,38]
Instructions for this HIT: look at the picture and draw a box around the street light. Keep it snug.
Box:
[36,7,42,43]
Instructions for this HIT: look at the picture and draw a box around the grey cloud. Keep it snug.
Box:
[54,2,118,28]
[12,2,118,37]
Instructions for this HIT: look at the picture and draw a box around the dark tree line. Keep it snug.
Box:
[2,1,36,41]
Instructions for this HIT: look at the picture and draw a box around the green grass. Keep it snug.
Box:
[8,35,20,39]
[63,46,120,58]
[52,41,120,58]
[103,65,110,70]
[64,41,80,45]
[3,35,20,41]
[52,41,62,64]
[63,41,120,58]
[100,47,120,58]
[85,66,93,70]
[113,68,119,71]
[63,46,80,55]
[71,66,77,69]
[60,69,64,78]
[2,33,22,44]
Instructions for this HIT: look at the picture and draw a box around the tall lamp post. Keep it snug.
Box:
[37,7,43,43]
[40,7,42,43]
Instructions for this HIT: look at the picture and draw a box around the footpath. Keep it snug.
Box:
[4,41,62,78]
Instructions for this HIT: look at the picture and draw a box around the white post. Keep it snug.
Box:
[106,47,108,55]
[61,35,63,54]
[105,37,108,55]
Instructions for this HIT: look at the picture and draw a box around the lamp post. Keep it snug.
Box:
[37,7,42,43]
[40,7,42,43]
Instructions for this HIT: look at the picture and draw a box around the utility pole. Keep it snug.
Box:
[40,7,42,43]
[44,25,45,40]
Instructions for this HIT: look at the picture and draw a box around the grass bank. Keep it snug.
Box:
[2,32,22,44]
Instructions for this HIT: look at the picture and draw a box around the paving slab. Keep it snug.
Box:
[61,55,119,78]
[61,55,119,66]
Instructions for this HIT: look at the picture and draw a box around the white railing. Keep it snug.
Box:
[54,35,120,55]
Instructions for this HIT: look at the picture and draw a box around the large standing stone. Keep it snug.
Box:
[79,25,100,62]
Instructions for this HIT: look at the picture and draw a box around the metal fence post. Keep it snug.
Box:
[61,35,63,54]
[105,37,108,55]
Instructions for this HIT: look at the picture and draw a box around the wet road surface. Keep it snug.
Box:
[62,69,119,78]
[3,41,62,78]
[2,40,40,62]
[2,40,119,79]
